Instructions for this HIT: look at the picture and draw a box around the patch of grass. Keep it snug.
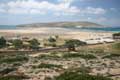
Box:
[0,75,28,80]
[12,62,22,67]
[55,68,112,80]
[55,72,112,80]
[112,42,120,51]
[37,54,60,60]
[102,53,120,59]
[0,68,17,75]
[32,63,62,69]
[0,55,28,64]
[62,53,96,59]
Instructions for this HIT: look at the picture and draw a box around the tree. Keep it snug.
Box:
[73,39,86,46]
[65,40,76,51]
[0,37,6,48]
[48,36,56,43]
[29,39,40,50]
[65,39,86,51]
[113,32,120,39]
[12,39,23,49]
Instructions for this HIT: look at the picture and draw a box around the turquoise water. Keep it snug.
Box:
[76,27,120,32]
[64,26,120,32]
[0,25,120,32]
[0,25,17,29]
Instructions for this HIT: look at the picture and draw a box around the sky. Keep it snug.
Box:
[0,0,120,26]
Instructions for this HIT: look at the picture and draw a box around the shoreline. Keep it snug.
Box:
[0,28,113,40]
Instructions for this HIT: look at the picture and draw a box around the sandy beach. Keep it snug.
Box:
[0,27,113,40]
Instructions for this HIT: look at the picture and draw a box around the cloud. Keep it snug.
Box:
[0,0,80,15]
[58,0,74,4]
[97,17,107,22]
[110,8,117,12]
[0,8,5,13]
[83,7,106,14]
[0,0,106,15]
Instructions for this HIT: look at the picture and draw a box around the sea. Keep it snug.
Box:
[68,27,120,32]
[0,25,120,32]
[0,25,18,30]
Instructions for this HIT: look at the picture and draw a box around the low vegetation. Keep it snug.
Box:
[12,39,23,49]
[0,37,6,48]
[112,42,120,50]
[0,54,28,64]
[0,75,28,80]
[0,68,17,75]
[0,35,120,80]
[64,39,86,51]
[113,32,120,39]
[37,54,60,59]
[32,63,62,69]
[48,36,56,43]
[29,38,40,50]
[62,53,96,59]
[54,68,112,80]
[102,53,120,59]
[0,36,41,50]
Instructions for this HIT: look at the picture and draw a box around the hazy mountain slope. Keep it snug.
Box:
[17,21,103,28]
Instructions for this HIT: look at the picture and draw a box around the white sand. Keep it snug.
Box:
[0,27,113,40]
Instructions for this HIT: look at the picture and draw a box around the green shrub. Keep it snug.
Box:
[113,42,120,50]
[48,37,56,43]
[12,39,23,49]
[0,75,28,80]
[37,54,60,60]
[102,53,120,59]
[32,63,62,69]
[55,68,112,80]
[0,68,17,75]
[62,53,96,59]
[64,39,86,51]
[0,55,28,64]
[0,37,6,48]
[29,38,40,50]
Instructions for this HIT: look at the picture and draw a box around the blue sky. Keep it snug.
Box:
[0,0,120,26]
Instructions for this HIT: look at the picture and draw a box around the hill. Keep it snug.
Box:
[17,21,103,28]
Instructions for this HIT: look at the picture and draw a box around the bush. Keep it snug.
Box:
[64,39,86,51]
[48,37,56,43]
[51,43,57,47]
[29,38,40,50]
[0,37,6,48]
[113,42,120,50]
[45,77,52,80]
[12,39,23,49]
[113,32,120,39]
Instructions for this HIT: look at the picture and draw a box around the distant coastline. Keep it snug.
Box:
[0,25,120,32]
